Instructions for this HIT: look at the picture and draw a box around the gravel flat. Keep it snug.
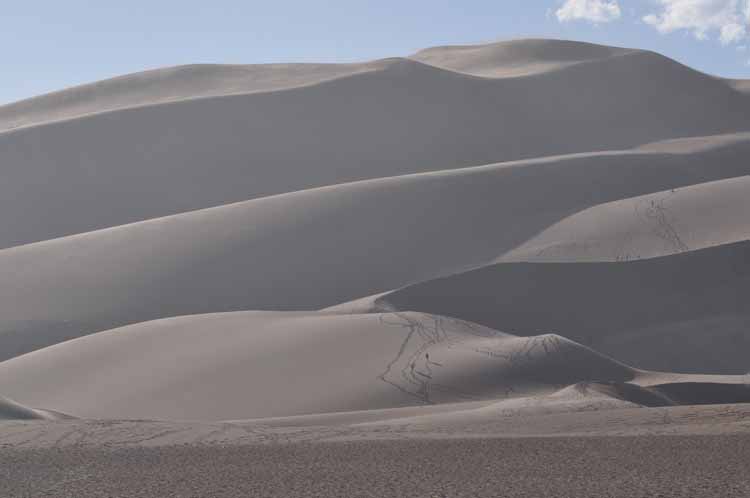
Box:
[3,435,749,497]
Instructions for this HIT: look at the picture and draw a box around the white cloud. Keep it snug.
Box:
[643,0,750,45]
[556,0,622,24]
[721,22,747,43]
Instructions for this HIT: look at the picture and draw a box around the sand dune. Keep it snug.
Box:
[2,37,750,497]
[1,41,749,248]
[0,62,383,132]
[0,311,636,420]
[0,38,749,461]
[0,395,47,420]
[0,395,68,420]
[501,175,750,263]
[367,240,750,373]
[411,38,633,77]
[4,134,750,360]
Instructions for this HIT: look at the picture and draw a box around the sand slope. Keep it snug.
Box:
[411,38,633,77]
[3,134,750,360]
[0,311,635,420]
[1,42,749,248]
[0,395,68,421]
[501,175,750,263]
[0,395,47,420]
[0,62,383,132]
[368,240,750,373]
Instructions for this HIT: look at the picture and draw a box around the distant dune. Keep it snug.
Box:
[1,40,749,248]
[411,38,633,77]
[0,62,384,132]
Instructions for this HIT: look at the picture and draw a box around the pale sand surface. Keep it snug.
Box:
[0,311,635,420]
[0,39,632,134]
[499,175,750,263]
[3,306,746,422]
[3,135,750,362]
[0,43,748,249]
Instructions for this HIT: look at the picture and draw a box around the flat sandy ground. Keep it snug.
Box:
[3,435,749,498]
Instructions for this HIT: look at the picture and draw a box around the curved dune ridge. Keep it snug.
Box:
[0,38,750,431]
[0,395,70,421]
[500,175,750,263]
[366,240,750,374]
[2,134,750,361]
[0,41,749,248]
[411,38,634,77]
[0,61,386,132]
[0,39,643,131]
[0,311,636,420]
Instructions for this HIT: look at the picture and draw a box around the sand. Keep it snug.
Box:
[0,311,636,420]
[367,240,750,373]
[500,175,750,263]
[2,434,750,497]
[3,134,750,361]
[0,41,748,249]
[1,37,750,497]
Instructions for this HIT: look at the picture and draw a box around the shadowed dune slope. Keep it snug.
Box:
[372,241,750,373]
[3,136,750,360]
[647,383,750,406]
[501,175,750,263]
[1,43,749,248]
[0,395,69,421]
[0,395,47,420]
[0,311,634,420]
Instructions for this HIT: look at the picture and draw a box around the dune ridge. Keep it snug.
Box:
[1,41,749,249]
[0,395,69,421]
[0,310,637,420]
[365,240,750,373]
[500,175,750,263]
[411,38,635,77]
[2,133,750,360]
[0,61,386,132]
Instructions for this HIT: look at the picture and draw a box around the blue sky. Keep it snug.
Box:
[2,0,750,105]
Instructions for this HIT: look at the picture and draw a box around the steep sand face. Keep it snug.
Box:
[411,38,633,77]
[500,175,750,263]
[0,395,67,420]
[2,136,750,360]
[0,395,46,420]
[1,48,748,248]
[374,241,750,373]
[0,311,634,420]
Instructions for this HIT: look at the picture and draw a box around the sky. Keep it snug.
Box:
[2,0,750,105]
